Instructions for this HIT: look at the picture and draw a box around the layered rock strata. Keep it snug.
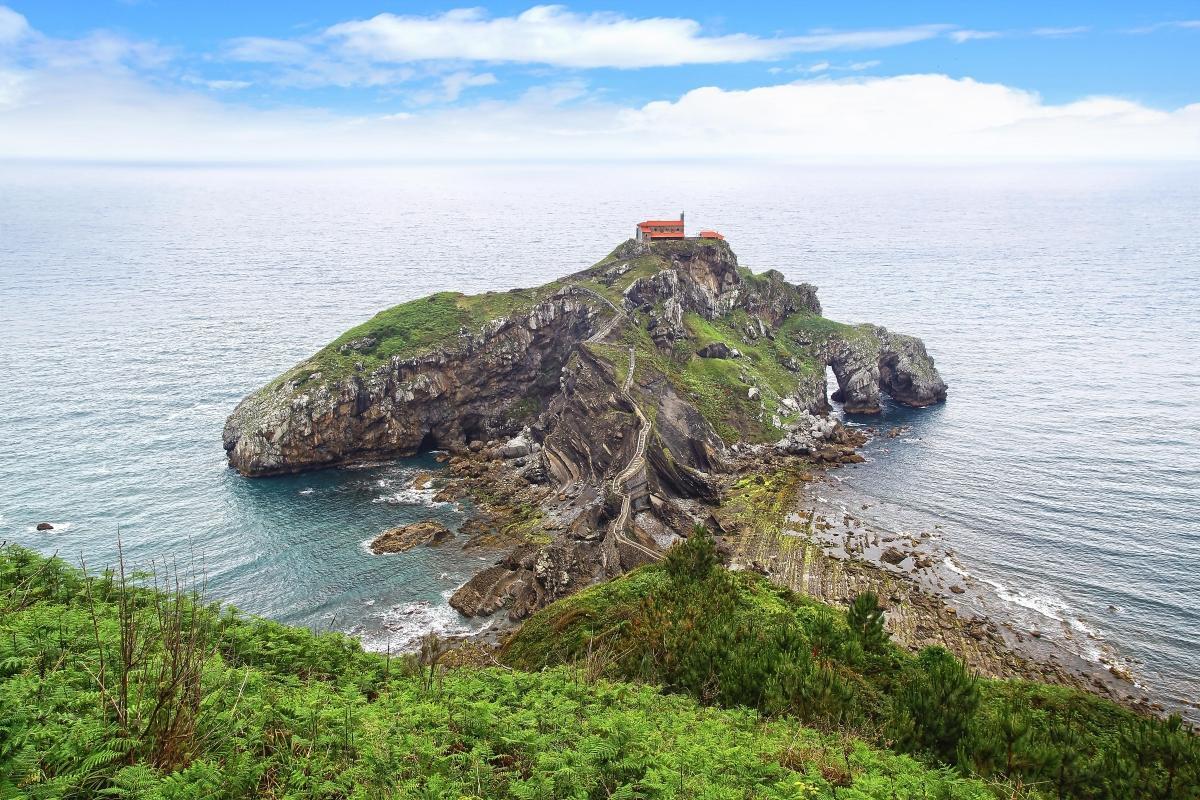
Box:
[225,237,947,620]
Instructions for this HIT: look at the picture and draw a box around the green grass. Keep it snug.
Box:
[678,355,755,442]
[273,283,584,389]
[717,469,812,542]
[0,545,998,799]
[632,311,824,444]
[501,535,1200,800]
[576,253,668,306]
[778,313,872,346]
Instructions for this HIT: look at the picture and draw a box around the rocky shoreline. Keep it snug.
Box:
[720,434,1190,724]
[419,437,1171,720]
[790,459,1196,722]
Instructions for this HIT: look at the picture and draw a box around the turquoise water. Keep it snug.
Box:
[1,163,1196,710]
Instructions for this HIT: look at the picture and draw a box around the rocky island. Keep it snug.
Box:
[225,236,946,621]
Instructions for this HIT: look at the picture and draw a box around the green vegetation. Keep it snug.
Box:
[277,284,576,388]
[596,306,816,445]
[504,531,1200,799]
[778,313,872,346]
[1,545,1000,799]
[717,469,813,543]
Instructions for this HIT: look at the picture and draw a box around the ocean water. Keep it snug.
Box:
[1,162,1196,710]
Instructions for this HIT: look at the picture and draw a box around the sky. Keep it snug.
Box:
[0,1,1198,162]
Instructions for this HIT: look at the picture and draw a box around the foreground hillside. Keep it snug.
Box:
[4,543,1197,799]
[0,545,992,799]
[503,531,1199,799]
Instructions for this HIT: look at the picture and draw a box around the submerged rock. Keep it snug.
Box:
[369,520,452,554]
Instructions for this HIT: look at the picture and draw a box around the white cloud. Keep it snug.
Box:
[771,60,879,76]
[0,5,30,43]
[1125,20,1200,34]
[197,78,252,91]
[0,67,24,107]
[442,71,498,100]
[617,77,1200,161]
[1031,26,1090,38]
[411,70,499,104]
[323,7,950,68]
[0,8,1196,164]
[950,29,1002,43]
[225,36,311,64]
[520,79,590,106]
[1,69,1196,163]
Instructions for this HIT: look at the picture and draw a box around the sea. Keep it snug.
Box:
[1,162,1196,711]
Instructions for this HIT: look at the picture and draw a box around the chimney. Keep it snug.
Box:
[680,211,685,228]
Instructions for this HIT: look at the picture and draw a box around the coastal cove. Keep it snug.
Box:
[2,162,1197,721]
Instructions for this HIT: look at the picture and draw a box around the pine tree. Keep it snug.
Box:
[895,647,980,765]
[847,592,888,654]
[664,525,719,583]
[1045,707,1086,799]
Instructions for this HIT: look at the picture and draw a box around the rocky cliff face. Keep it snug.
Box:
[224,290,600,476]
[820,327,948,414]
[225,237,947,619]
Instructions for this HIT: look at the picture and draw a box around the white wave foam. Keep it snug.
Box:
[299,488,314,496]
[27,522,71,533]
[944,555,1106,655]
[371,487,450,507]
[357,598,475,653]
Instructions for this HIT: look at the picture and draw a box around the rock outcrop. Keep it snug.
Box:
[226,236,947,621]
[821,327,948,413]
[369,520,452,554]
[224,290,599,476]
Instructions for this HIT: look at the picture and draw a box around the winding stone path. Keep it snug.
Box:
[607,347,661,561]
[575,285,624,344]
[570,284,662,561]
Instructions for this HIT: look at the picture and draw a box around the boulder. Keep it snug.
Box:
[501,438,531,459]
[369,520,452,554]
[697,342,734,359]
[775,411,840,456]
[881,547,907,565]
[36,522,54,531]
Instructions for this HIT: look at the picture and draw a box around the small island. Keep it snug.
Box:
[225,233,946,620]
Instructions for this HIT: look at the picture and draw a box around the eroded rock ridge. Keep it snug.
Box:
[224,237,947,619]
